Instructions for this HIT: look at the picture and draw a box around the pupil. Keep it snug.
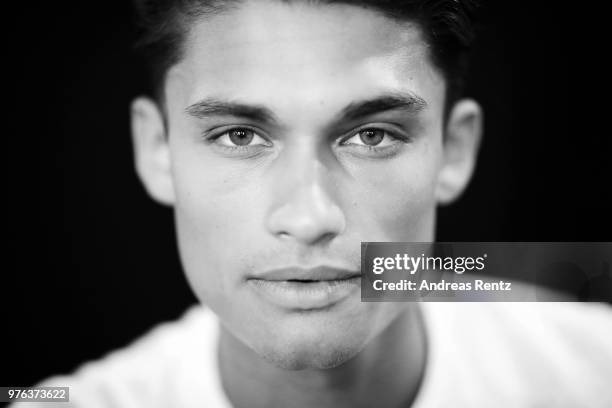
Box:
[229,129,254,146]
[359,129,384,146]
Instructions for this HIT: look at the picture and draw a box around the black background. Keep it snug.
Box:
[4,1,610,389]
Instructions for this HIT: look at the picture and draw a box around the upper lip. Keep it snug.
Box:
[251,266,361,282]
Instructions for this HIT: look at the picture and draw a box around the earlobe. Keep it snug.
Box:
[130,96,176,206]
[435,99,483,204]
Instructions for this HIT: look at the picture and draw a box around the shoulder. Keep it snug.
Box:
[416,302,612,407]
[17,305,229,408]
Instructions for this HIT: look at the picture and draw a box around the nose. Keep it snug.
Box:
[265,153,346,246]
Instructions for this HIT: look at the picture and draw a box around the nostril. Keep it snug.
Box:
[313,232,338,245]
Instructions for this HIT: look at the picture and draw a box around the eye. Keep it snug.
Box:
[341,128,398,147]
[214,128,270,147]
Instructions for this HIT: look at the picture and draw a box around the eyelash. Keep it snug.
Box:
[203,125,411,156]
[339,126,410,150]
[204,126,269,153]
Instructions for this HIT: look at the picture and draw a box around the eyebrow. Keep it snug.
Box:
[184,91,427,124]
[185,98,277,123]
[340,92,427,121]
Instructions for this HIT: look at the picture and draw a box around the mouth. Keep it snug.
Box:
[247,267,361,310]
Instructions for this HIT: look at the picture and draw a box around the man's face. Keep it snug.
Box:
[162,0,446,368]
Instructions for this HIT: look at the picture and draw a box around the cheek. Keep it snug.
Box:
[347,140,441,241]
[170,151,263,306]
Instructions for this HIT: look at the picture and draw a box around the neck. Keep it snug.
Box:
[218,306,427,408]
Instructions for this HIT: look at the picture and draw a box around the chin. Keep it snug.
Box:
[218,294,407,371]
[258,334,365,370]
[253,313,372,370]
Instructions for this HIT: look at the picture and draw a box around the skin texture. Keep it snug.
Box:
[131,1,482,406]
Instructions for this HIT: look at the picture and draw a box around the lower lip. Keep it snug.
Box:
[248,277,361,310]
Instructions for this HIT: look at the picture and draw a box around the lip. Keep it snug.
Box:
[247,266,361,310]
[253,266,361,281]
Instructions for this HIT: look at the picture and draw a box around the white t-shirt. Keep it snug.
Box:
[15,303,612,407]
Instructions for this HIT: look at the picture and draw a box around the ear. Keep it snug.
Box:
[436,99,483,204]
[130,97,175,206]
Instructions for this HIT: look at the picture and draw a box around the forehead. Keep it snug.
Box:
[166,0,443,119]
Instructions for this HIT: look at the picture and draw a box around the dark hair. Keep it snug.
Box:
[133,0,478,112]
